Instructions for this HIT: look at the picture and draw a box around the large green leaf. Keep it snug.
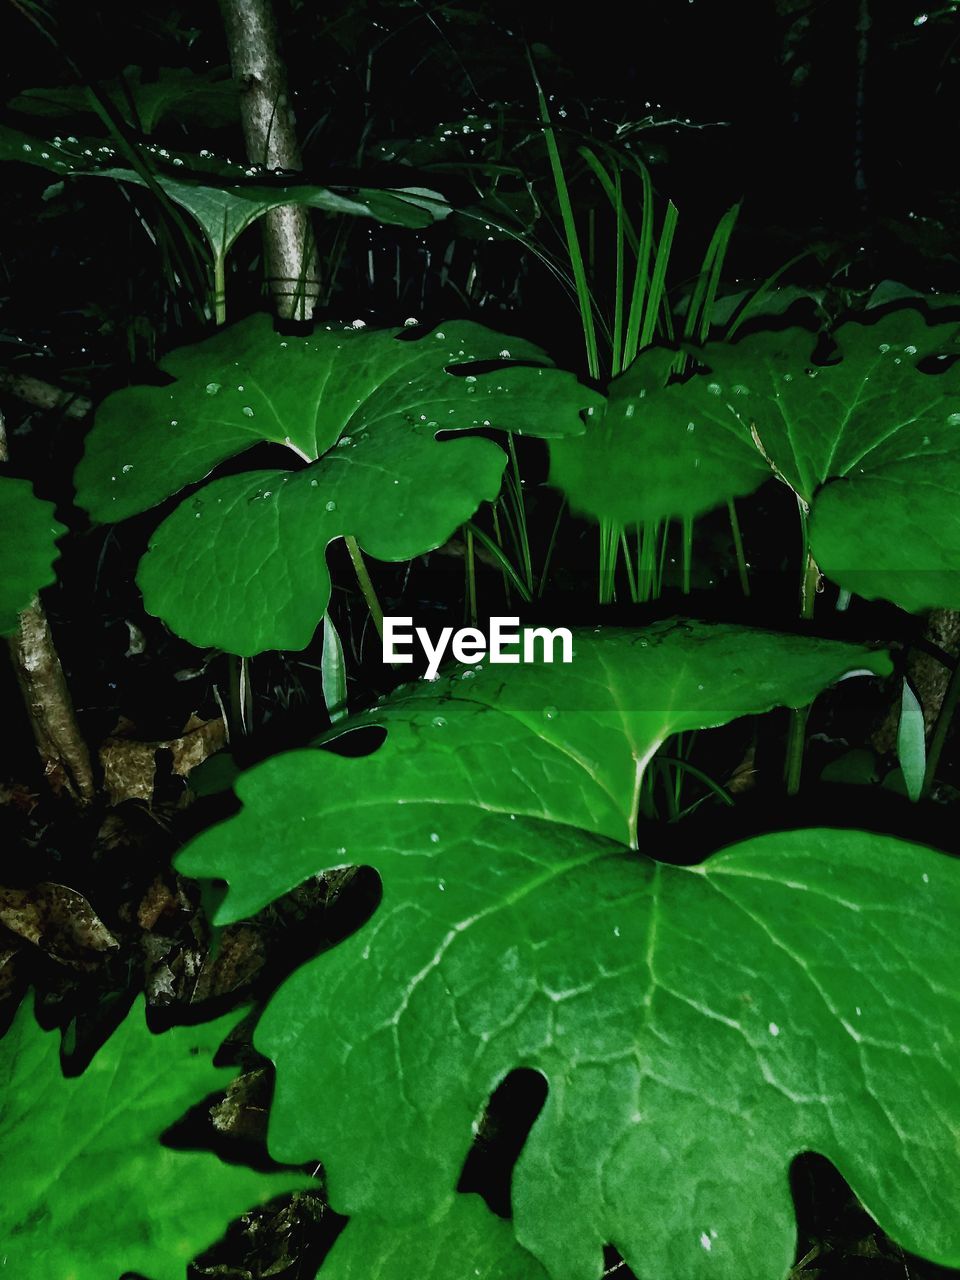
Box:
[168,623,960,1280]
[75,316,596,654]
[0,996,311,1280]
[178,620,891,919]
[549,309,960,612]
[324,1198,549,1280]
[0,475,66,633]
[0,125,448,265]
[98,169,445,266]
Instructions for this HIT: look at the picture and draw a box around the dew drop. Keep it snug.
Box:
[706,382,721,396]
[121,463,133,474]
[205,383,220,395]
[241,406,254,417]
[325,500,337,512]
[543,705,558,721]
[430,832,440,843]
[431,715,447,728]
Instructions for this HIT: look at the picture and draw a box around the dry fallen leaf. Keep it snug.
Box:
[0,882,118,964]
[99,714,227,806]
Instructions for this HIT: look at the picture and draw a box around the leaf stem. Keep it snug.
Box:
[727,498,750,597]
[213,253,227,326]
[344,534,385,642]
[785,540,820,795]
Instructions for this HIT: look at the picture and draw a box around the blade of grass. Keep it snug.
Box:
[464,521,533,603]
[682,202,740,344]
[623,160,655,367]
[638,200,678,349]
[530,54,600,378]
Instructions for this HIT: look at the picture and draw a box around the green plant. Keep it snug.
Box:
[74,314,597,655]
[1,125,448,323]
[0,476,65,633]
[550,307,960,615]
[530,74,744,604]
[0,998,310,1278]
[165,621,960,1280]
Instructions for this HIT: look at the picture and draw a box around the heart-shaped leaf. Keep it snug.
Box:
[0,996,311,1280]
[168,623,959,1280]
[76,316,596,654]
[324,1198,548,1280]
[0,476,66,633]
[549,309,960,612]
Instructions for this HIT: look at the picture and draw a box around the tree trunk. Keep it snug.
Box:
[219,0,320,319]
[0,412,95,805]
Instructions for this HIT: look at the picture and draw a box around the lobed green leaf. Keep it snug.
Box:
[0,997,311,1280]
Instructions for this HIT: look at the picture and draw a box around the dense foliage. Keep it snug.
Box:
[1,3,959,1280]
